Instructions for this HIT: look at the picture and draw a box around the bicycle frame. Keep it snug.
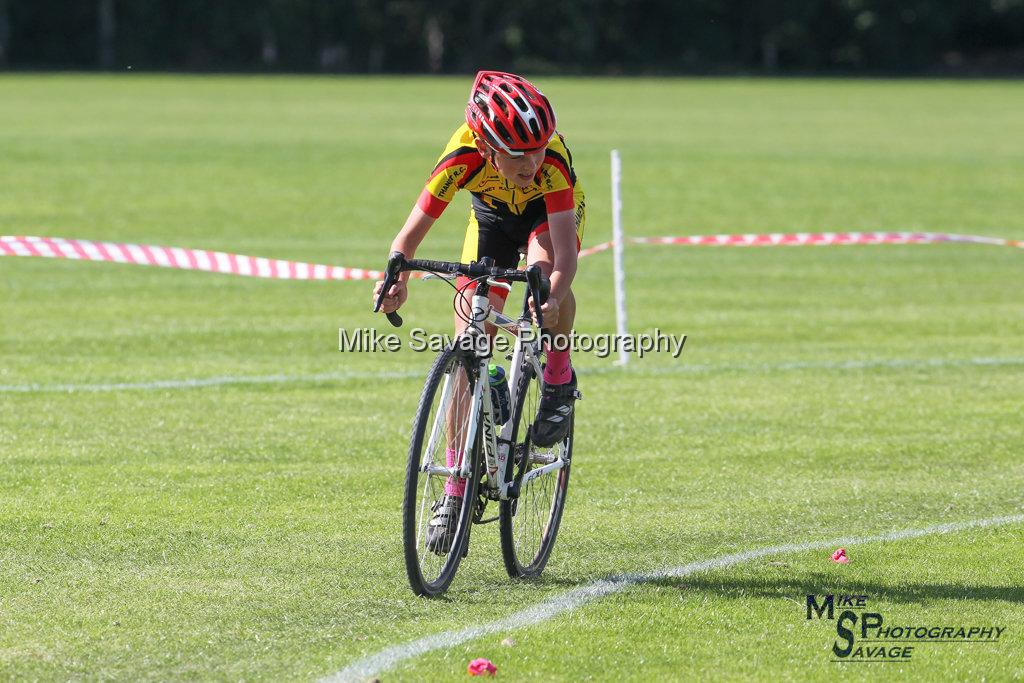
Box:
[422,284,564,501]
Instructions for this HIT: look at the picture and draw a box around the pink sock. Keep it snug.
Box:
[543,348,572,385]
[444,447,466,497]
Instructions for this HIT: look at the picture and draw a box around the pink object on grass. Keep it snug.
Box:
[831,548,849,564]
[467,658,497,676]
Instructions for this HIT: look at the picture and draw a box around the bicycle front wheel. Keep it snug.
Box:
[402,345,482,597]
[499,363,572,579]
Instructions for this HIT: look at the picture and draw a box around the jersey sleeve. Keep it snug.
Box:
[417,127,484,219]
[538,138,576,214]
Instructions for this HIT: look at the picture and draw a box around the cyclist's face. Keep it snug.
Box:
[477,141,545,189]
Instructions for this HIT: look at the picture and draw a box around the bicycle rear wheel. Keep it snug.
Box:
[403,346,482,597]
[499,363,572,578]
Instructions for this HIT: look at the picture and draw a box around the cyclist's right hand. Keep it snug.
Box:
[373,278,407,314]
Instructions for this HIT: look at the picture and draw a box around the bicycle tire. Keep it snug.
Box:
[499,363,572,578]
[402,345,483,596]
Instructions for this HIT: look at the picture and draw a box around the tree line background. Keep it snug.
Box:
[1,0,1022,74]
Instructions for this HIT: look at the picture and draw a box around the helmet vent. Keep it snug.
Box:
[494,121,512,144]
[512,118,528,142]
[536,109,549,131]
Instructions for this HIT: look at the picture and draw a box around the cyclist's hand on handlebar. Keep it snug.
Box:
[373,279,407,314]
[529,294,559,328]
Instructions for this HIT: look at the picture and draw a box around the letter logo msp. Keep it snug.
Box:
[807,594,834,620]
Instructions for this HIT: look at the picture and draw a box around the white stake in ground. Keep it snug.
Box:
[610,150,629,365]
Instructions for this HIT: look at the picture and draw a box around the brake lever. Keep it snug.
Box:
[373,251,406,328]
[525,265,544,330]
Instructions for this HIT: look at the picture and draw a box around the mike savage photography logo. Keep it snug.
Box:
[338,327,686,359]
[805,593,1007,663]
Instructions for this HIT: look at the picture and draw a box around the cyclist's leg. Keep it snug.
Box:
[443,204,520,497]
[454,205,513,337]
[524,189,585,446]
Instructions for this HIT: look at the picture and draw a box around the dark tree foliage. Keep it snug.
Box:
[2,0,1022,73]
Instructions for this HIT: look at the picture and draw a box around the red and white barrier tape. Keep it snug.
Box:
[0,235,385,280]
[578,231,1022,257]
[576,241,614,258]
[2,231,1019,280]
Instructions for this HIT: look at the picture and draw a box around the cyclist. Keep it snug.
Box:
[373,71,584,552]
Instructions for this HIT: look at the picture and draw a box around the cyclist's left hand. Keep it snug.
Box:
[530,295,559,328]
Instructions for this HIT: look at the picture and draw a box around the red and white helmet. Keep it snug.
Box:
[465,70,556,157]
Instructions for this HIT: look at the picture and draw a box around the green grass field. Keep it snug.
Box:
[2,75,1023,681]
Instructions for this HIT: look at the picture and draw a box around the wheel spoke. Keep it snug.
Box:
[424,375,453,468]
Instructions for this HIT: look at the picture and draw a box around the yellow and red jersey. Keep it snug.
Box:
[417,123,580,219]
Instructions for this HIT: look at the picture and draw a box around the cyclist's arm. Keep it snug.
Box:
[546,208,578,302]
[390,205,435,283]
[537,138,579,303]
[374,203,435,313]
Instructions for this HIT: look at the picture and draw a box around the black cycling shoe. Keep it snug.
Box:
[531,370,580,448]
[425,494,462,555]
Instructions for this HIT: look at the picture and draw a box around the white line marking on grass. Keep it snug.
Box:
[324,513,1024,683]
[0,370,424,393]
[3,356,1022,394]
[589,356,1024,376]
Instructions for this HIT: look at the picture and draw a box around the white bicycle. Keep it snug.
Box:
[373,252,575,597]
